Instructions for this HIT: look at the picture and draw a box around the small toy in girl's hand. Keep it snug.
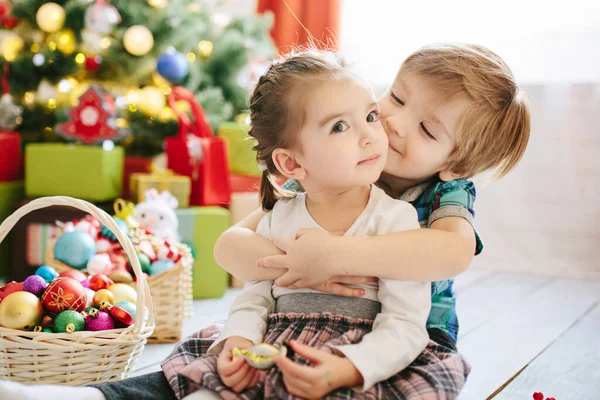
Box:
[232,343,288,370]
[133,189,180,241]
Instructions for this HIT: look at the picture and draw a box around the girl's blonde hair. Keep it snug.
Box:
[401,44,530,178]
[248,49,348,210]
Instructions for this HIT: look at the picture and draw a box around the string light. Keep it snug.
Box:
[198,40,213,58]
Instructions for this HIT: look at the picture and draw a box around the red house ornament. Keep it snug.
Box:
[57,86,121,144]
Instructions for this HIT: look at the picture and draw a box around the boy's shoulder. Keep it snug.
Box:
[401,178,476,205]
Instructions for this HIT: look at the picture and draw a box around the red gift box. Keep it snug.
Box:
[0,132,23,182]
[122,156,153,199]
[230,173,261,193]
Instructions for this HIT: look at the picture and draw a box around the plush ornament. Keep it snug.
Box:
[0,281,24,302]
[54,231,96,269]
[74,219,98,238]
[88,274,114,291]
[84,288,95,307]
[108,283,137,304]
[95,238,113,253]
[23,275,48,297]
[157,242,181,263]
[86,253,113,275]
[134,189,180,241]
[85,310,114,331]
[93,289,114,306]
[35,265,59,283]
[108,270,133,284]
[53,310,85,333]
[137,240,157,262]
[59,269,88,282]
[41,277,87,314]
[149,260,174,276]
[157,51,189,84]
[0,291,43,329]
[101,217,129,242]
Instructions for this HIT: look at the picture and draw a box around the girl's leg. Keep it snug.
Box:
[181,389,221,400]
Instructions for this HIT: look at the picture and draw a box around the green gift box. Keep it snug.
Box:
[218,121,262,177]
[176,206,231,298]
[0,181,25,280]
[25,143,124,202]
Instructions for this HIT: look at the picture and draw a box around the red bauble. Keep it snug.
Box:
[0,281,24,302]
[85,56,102,71]
[533,393,544,400]
[41,277,87,314]
[110,305,134,328]
[88,274,114,291]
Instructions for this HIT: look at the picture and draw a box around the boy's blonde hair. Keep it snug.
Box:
[401,44,530,178]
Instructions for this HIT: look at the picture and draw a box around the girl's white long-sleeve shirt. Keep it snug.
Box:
[208,185,431,391]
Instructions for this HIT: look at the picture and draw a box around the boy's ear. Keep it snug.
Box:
[439,168,462,182]
[272,148,306,180]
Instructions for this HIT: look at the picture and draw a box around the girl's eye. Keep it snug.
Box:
[332,121,349,133]
[390,91,405,106]
[420,123,436,140]
[367,111,379,123]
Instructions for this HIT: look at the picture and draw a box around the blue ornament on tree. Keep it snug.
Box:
[157,51,189,84]
[54,231,96,270]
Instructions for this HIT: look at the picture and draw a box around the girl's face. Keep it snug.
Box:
[379,72,470,184]
[294,75,388,192]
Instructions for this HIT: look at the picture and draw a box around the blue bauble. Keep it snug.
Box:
[35,265,59,283]
[116,301,136,319]
[148,260,175,276]
[101,217,129,242]
[157,51,189,84]
[53,231,96,270]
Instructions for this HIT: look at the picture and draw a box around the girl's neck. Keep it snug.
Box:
[378,172,437,199]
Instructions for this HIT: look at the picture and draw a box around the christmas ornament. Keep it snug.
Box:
[52,29,77,55]
[41,277,87,314]
[35,265,59,283]
[92,289,114,306]
[56,86,121,144]
[138,86,166,116]
[100,301,134,328]
[0,35,24,62]
[85,310,114,331]
[149,260,174,276]
[42,315,54,328]
[54,231,96,269]
[75,217,101,237]
[36,3,65,33]
[237,57,271,92]
[59,269,88,282]
[81,278,91,288]
[108,283,137,304]
[101,217,129,241]
[108,270,133,284]
[0,2,20,29]
[85,288,96,307]
[157,51,189,84]
[123,25,154,56]
[85,56,103,71]
[0,281,24,302]
[0,94,22,131]
[0,291,43,330]
[148,0,168,8]
[131,253,151,274]
[88,274,114,291]
[86,253,113,275]
[96,238,114,253]
[53,310,85,333]
[81,29,105,54]
[138,240,157,262]
[23,275,48,297]
[115,301,136,319]
[157,241,181,262]
[36,79,57,104]
[197,40,213,58]
[84,2,121,35]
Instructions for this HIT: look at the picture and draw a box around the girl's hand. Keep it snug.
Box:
[258,229,343,288]
[274,340,363,399]
[217,336,261,393]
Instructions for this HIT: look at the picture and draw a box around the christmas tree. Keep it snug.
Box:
[0,0,275,156]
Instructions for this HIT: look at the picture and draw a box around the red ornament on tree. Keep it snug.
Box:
[85,56,102,71]
[56,86,121,144]
[0,2,20,29]
[41,277,87,315]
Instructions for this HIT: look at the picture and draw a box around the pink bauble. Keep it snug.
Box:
[59,269,88,282]
[41,277,87,315]
[85,310,115,331]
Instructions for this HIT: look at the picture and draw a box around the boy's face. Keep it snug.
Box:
[379,72,470,183]
[294,75,388,191]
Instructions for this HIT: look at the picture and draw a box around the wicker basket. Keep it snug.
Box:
[45,223,193,343]
[0,196,154,385]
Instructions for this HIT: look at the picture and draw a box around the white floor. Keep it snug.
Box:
[129,267,600,399]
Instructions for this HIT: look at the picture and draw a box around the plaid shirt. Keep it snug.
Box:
[282,178,483,343]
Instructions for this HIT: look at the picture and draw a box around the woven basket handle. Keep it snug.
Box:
[0,196,153,335]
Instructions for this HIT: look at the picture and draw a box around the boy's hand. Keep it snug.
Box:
[217,336,261,393]
[274,340,363,399]
[258,229,343,288]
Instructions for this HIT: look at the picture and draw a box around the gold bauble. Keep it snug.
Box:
[0,292,44,330]
[197,40,213,58]
[54,29,77,55]
[36,3,66,33]
[108,284,137,304]
[1,35,25,62]
[148,0,168,8]
[138,86,166,116]
[123,25,154,56]
[93,289,115,306]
